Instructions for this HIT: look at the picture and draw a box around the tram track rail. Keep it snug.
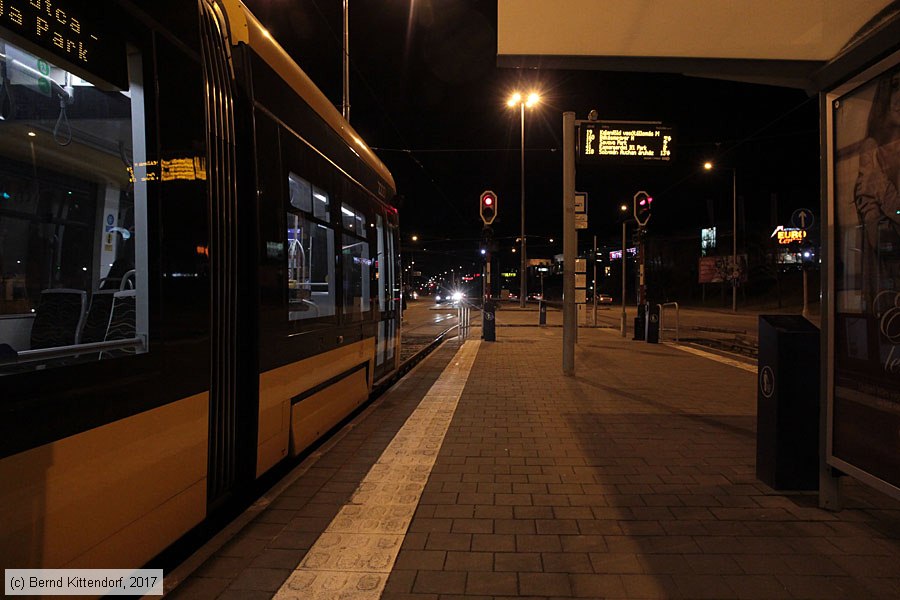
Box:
[373,322,459,396]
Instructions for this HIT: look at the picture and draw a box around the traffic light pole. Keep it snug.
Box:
[592,235,598,326]
[482,226,492,301]
[638,228,646,305]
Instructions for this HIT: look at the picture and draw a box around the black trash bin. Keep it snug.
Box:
[756,315,820,490]
[633,303,646,341]
[539,300,547,325]
[645,303,660,344]
[482,300,496,342]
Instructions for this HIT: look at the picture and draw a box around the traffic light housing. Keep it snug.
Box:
[480,190,498,225]
[633,190,652,227]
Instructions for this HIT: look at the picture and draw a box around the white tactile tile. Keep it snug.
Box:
[274,340,481,600]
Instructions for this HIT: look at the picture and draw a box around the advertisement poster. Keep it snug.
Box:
[697,255,747,284]
[832,61,900,489]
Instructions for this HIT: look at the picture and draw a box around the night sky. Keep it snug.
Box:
[243,0,821,276]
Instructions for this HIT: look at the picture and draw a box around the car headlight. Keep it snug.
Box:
[452,291,463,302]
[435,295,441,301]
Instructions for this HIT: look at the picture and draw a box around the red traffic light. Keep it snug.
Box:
[480,190,498,225]
[633,190,652,226]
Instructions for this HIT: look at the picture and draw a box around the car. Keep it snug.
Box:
[435,289,465,305]
[598,294,613,304]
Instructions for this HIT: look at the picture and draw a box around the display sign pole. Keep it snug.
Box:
[621,221,627,337]
[563,112,576,375]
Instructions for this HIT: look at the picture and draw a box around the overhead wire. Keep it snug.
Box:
[307,0,471,229]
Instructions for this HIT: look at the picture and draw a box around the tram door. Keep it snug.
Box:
[374,212,400,381]
[198,0,256,509]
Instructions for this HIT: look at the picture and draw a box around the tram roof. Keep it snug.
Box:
[226,2,396,195]
[497,0,900,92]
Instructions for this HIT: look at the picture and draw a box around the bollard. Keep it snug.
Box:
[482,300,496,341]
[633,303,646,341]
[539,300,547,325]
[645,303,659,343]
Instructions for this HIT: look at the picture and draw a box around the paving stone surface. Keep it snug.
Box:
[169,321,900,599]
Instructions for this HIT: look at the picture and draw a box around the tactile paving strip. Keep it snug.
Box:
[275,340,481,600]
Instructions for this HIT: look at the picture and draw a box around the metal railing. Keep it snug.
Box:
[658,302,679,342]
[457,301,473,342]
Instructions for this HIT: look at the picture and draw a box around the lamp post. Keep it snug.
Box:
[507,91,540,308]
[704,162,738,312]
[342,0,349,120]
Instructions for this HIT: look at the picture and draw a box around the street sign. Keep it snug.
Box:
[575,192,587,229]
[575,192,587,213]
[577,121,674,165]
[791,208,815,230]
[575,213,588,229]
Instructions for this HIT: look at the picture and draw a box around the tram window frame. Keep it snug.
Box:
[339,189,375,322]
[286,172,336,322]
[0,35,149,374]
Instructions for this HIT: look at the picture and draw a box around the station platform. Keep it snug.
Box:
[166,311,900,600]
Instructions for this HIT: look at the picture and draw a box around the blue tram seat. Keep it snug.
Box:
[30,289,87,350]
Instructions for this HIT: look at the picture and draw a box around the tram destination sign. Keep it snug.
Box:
[577,121,674,165]
[0,0,127,88]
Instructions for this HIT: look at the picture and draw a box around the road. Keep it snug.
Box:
[400,296,820,360]
[399,299,458,362]
[578,302,820,356]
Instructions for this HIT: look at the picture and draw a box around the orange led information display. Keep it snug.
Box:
[578,121,673,165]
[0,0,127,88]
[128,158,208,183]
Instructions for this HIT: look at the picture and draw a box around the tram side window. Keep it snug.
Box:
[287,173,335,320]
[341,204,371,320]
[0,37,147,373]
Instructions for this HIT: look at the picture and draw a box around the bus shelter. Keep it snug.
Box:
[497,0,900,507]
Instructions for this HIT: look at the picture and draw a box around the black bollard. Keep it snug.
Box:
[483,300,496,341]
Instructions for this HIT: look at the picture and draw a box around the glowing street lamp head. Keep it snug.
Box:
[704,161,713,170]
[526,92,540,108]
[507,92,522,107]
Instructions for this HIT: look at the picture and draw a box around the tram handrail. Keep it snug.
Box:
[0,336,146,366]
[658,302,679,342]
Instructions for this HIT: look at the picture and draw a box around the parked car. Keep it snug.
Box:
[598,294,613,304]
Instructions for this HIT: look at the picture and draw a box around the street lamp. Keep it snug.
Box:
[704,161,738,312]
[508,91,540,308]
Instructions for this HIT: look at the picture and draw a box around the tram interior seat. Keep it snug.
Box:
[81,289,118,345]
[100,290,137,359]
[30,289,88,350]
[84,270,139,347]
